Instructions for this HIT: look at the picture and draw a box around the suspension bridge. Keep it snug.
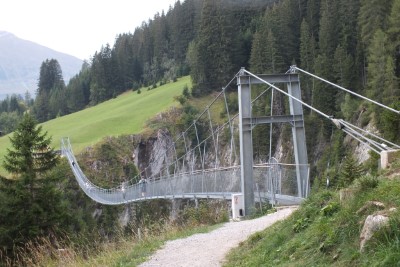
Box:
[61,66,400,216]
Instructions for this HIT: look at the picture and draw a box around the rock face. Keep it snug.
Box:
[136,128,238,178]
[357,201,397,252]
[359,214,389,252]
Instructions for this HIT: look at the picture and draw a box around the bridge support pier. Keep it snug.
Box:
[237,69,309,215]
[238,71,254,216]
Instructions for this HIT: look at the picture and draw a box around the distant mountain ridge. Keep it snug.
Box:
[0,31,83,99]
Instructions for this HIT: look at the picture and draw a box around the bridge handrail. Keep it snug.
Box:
[60,137,245,204]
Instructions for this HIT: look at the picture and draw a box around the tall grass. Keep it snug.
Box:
[2,199,228,266]
[0,218,221,267]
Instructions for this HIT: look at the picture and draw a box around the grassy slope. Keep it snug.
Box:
[0,76,191,177]
[224,159,400,266]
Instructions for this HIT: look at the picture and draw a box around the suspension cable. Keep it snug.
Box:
[339,119,400,150]
[243,68,400,153]
[243,69,332,119]
[149,113,240,181]
[292,65,400,115]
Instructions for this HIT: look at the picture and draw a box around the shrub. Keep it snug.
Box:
[320,201,340,217]
[293,217,311,233]
[339,155,364,188]
[356,175,379,190]
[180,201,228,226]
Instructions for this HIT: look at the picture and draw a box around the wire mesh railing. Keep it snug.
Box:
[253,163,309,205]
[61,137,242,204]
[63,136,306,205]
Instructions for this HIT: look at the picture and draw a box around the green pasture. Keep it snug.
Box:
[0,76,191,177]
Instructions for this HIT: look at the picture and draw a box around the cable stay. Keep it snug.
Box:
[61,137,242,205]
[242,68,400,154]
[332,119,400,153]
[291,65,400,115]
[61,66,398,206]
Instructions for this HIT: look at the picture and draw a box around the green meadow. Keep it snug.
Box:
[0,76,191,177]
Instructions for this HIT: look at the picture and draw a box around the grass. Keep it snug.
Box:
[188,91,228,124]
[13,222,222,267]
[223,160,400,266]
[97,224,221,267]
[0,76,191,177]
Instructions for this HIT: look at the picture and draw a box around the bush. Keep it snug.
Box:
[356,175,379,190]
[339,155,364,188]
[180,201,228,226]
[293,217,311,233]
[320,201,340,217]
[132,81,140,91]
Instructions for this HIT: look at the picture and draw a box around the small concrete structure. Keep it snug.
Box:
[231,193,244,220]
[380,150,400,169]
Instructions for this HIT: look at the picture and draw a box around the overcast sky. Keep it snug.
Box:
[1,0,178,60]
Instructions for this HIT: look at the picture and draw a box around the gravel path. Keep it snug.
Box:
[139,207,297,267]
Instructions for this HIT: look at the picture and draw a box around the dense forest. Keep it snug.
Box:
[1,0,399,134]
[1,0,400,263]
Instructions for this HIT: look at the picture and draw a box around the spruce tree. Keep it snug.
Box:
[299,19,317,107]
[249,29,268,73]
[34,59,66,122]
[358,0,392,48]
[1,113,60,252]
[339,155,364,188]
[367,29,397,107]
[388,0,400,76]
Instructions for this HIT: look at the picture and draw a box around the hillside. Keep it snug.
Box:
[0,76,191,177]
[224,157,400,266]
[0,31,82,98]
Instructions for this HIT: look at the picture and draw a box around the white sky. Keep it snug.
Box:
[1,0,178,60]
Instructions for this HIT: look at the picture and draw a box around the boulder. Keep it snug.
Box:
[359,214,389,252]
[359,206,397,253]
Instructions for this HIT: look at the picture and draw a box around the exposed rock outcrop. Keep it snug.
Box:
[358,201,397,252]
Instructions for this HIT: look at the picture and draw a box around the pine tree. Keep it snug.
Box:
[299,19,316,73]
[336,0,361,91]
[305,0,321,40]
[34,59,66,122]
[265,29,285,73]
[299,19,317,106]
[1,113,60,251]
[388,0,400,76]
[190,0,238,96]
[381,101,400,143]
[319,0,340,58]
[66,74,87,112]
[37,59,65,95]
[275,0,302,66]
[3,113,59,178]
[249,28,268,73]
[358,0,392,48]
[367,29,397,106]
[339,155,364,188]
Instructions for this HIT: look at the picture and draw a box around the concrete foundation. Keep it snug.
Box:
[380,150,400,169]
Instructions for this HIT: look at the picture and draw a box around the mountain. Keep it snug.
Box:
[0,31,83,99]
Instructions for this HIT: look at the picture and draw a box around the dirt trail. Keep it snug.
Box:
[139,207,297,267]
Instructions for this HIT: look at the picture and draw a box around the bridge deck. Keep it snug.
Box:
[61,138,304,206]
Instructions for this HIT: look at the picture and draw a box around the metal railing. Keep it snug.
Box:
[62,136,305,205]
[61,137,242,205]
